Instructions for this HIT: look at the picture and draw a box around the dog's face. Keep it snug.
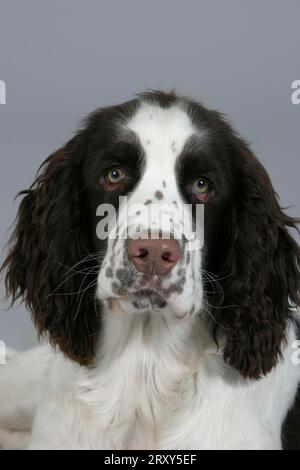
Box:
[83,98,233,320]
[94,102,206,318]
[3,91,300,379]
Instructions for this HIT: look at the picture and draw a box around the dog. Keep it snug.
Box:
[1,90,300,449]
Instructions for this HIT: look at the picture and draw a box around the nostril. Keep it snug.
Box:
[161,251,172,263]
[137,248,148,259]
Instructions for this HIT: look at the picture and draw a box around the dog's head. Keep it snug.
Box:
[2,90,300,379]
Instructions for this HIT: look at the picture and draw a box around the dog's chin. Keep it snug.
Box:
[109,290,167,315]
[105,289,193,319]
[131,289,167,310]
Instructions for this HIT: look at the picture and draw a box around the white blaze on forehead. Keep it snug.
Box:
[125,102,197,206]
[127,102,196,173]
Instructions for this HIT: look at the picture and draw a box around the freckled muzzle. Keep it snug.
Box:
[97,192,203,318]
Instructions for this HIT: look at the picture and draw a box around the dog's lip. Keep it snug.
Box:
[127,280,168,304]
[129,289,167,308]
[105,283,191,317]
[130,287,162,297]
[136,272,167,287]
[128,276,165,297]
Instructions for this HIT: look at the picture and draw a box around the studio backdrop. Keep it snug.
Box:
[0,0,299,350]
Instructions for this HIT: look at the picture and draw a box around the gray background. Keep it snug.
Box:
[0,0,299,350]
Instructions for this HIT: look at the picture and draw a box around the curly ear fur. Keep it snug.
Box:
[1,133,101,365]
[215,141,300,379]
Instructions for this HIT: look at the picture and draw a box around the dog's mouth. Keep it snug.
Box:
[130,288,167,309]
[101,265,192,316]
[128,273,169,309]
[104,272,197,318]
[105,288,167,314]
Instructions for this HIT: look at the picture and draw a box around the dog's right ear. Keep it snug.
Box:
[1,131,101,365]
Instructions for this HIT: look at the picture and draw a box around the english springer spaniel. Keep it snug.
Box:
[1,90,300,450]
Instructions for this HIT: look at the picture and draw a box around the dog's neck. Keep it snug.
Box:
[78,304,210,448]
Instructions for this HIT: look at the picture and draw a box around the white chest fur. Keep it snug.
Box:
[28,314,300,450]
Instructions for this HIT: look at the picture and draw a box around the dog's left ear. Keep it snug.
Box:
[216,139,300,379]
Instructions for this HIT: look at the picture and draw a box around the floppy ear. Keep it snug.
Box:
[215,140,300,379]
[1,132,101,365]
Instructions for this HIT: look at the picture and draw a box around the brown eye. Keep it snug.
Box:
[193,178,209,194]
[105,168,125,185]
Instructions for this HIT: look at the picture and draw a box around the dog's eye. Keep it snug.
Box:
[193,178,209,194]
[105,168,125,185]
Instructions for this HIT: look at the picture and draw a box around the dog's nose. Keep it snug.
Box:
[127,238,180,275]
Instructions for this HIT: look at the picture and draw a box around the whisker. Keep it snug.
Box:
[201,268,236,282]
[48,250,105,297]
[55,250,105,278]
[200,300,230,331]
[93,293,100,319]
[55,262,100,276]
[201,270,225,306]
[73,279,99,323]
[76,268,97,303]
